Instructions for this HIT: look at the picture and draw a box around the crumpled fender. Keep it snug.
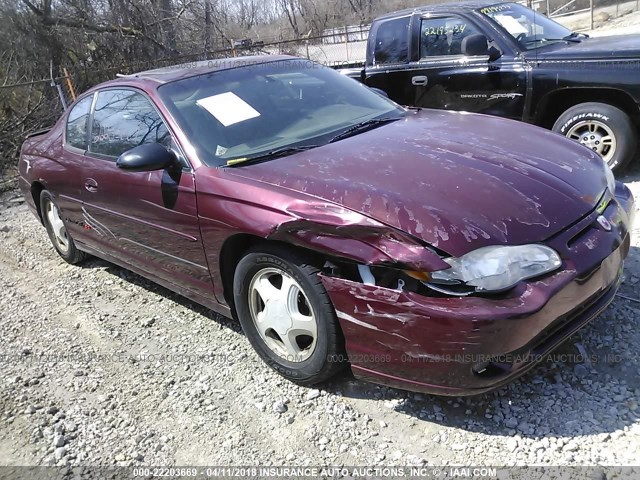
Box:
[268,202,450,272]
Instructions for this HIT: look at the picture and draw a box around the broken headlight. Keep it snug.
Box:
[429,244,562,293]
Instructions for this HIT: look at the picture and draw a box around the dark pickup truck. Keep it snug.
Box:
[343,1,640,171]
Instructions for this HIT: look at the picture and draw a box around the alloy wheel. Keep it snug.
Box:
[248,267,318,362]
[44,199,69,253]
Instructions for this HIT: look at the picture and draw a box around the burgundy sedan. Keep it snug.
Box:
[19,56,634,395]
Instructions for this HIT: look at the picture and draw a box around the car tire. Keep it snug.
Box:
[233,244,346,386]
[40,190,88,264]
[552,102,637,172]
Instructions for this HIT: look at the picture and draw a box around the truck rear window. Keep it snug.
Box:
[374,17,410,65]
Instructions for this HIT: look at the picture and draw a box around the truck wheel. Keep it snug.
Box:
[233,245,346,386]
[553,102,637,172]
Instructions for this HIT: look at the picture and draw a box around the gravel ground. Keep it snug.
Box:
[0,163,640,470]
[558,1,640,35]
[589,9,640,36]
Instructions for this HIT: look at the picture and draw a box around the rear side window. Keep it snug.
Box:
[420,17,481,58]
[65,95,93,150]
[90,89,170,158]
[374,17,410,65]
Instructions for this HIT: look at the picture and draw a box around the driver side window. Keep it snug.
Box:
[65,95,94,151]
[90,89,171,158]
[419,16,480,58]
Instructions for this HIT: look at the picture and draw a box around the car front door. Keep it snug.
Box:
[80,88,213,297]
[53,94,95,243]
[405,13,528,120]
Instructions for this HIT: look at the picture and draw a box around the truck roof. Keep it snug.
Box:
[373,0,504,21]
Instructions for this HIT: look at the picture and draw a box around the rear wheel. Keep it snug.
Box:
[233,245,346,385]
[40,190,88,264]
[552,102,637,172]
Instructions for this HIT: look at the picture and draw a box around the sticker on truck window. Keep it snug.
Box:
[423,24,467,36]
[480,4,512,14]
[196,92,261,127]
[493,15,528,35]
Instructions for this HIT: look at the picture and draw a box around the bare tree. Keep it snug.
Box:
[277,0,301,37]
[204,0,213,51]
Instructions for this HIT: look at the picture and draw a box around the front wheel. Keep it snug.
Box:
[552,102,637,172]
[233,245,346,386]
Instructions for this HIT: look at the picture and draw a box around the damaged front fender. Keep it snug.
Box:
[269,202,451,272]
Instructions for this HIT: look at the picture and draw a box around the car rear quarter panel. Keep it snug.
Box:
[19,121,85,238]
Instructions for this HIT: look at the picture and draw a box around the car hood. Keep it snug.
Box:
[534,35,640,60]
[226,110,607,256]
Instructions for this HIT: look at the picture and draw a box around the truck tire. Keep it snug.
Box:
[552,102,637,172]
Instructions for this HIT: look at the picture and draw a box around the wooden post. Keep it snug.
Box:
[546,0,550,15]
[62,67,76,101]
[345,25,349,63]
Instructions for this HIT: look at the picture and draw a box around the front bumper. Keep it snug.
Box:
[321,183,634,395]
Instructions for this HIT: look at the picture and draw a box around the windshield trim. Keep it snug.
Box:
[155,56,297,88]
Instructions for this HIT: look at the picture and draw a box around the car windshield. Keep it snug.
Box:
[158,59,405,166]
[478,3,573,50]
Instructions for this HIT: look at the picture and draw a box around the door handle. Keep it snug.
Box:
[84,178,98,193]
[412,76,428,86]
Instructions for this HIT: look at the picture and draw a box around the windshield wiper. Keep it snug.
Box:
[526,36,580,45]
[225,144,321,166]
[225,117,402,165]
[563,31,588,40]
[328,117,401,144]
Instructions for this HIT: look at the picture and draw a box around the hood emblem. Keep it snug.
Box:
[596,215,612,232]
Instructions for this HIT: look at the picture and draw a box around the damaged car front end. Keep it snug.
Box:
[321,183,633,395]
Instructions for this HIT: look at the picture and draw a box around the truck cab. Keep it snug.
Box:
[354,1,640,171]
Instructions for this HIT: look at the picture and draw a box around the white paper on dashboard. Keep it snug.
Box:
[196,92,261,127]
[494,15,528,35]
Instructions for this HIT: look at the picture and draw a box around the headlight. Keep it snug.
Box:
[430,244,562,293]
[604,164,616,194]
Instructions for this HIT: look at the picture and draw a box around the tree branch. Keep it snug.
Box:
[19,0,179,54]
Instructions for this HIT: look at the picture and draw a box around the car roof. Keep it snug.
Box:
[373,0,508,20]
[116,54,296,85]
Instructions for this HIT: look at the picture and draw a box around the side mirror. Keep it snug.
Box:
[116,143,178,172]
[461,34,490,57]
